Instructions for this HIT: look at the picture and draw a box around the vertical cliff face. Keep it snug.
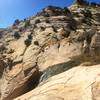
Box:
[0,2,100,100]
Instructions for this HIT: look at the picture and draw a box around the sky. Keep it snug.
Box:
[0,0,99,28]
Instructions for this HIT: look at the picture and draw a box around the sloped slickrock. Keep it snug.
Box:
[15,65,100,100]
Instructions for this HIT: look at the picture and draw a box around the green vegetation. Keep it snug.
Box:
[13,31,20,39]
[24,34,32,47]
[24,20,30,28]
[13,19,20,26]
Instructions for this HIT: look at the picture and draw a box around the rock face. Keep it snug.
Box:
[0,2,100,100]
[15,65,100,100]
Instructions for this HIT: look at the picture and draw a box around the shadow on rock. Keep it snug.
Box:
[39,59,81,84]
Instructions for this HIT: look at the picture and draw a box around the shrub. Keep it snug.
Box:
[28,34,32,40]
[34,41,39,46]
[0,44,6,53]
[72,12,80,17]
[95,13,100,22]
[35,19,41,24]
[91,2,97,6]
[40,26,45,31]
[52,26,57,32]
[13,19,20,26]
[67,19,77,31]
[24,18,27,21]
[45,19,50,23]
[24,34,32,46]
[81,18,92,26]
[62,30,70,38]
[13,32,20,39]
[24,20,30,28]
[44,13,50,17]
[76,0,89,5]
[24,39,31,47]
[81,9,92,18]
[19,27,24,32]
[63,7,71,16]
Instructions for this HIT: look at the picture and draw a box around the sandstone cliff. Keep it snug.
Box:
[0,1,100,100]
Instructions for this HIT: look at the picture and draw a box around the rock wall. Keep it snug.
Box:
[0,2,100,100]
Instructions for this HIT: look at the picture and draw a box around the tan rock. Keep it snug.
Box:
[38,39,82,71]
[15,65,100,100]
[9,38,26,58]
[23,44,40,73]
[0,63,38,100]
[0,3,100,100]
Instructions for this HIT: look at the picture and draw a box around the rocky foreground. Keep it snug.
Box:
[0,2,100,100]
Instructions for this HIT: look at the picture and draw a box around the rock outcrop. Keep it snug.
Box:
[15,65,100,100]
[0,1,100,100]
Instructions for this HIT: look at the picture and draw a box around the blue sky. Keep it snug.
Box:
[0,0,99,28]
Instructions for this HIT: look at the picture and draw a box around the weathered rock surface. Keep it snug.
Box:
[0,1,100,100]
[15,65,100,100]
